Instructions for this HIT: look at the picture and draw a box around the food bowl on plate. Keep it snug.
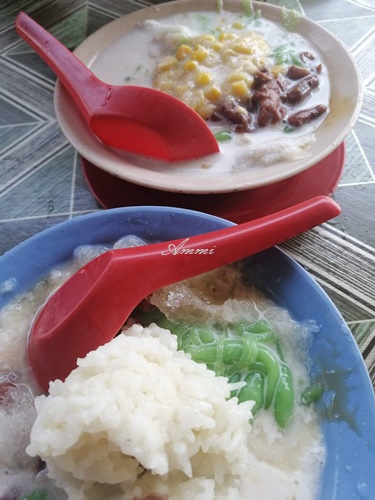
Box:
[0,206,374,499]
[54,0,362,194]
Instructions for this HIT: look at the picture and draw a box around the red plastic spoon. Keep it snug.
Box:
[28,196,340,392]
[15,12,219,161]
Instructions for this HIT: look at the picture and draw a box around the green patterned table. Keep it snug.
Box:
[0,0,374,392]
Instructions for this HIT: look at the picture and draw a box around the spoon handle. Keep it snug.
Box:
[51,195,339,354]
[115,195,340,292]
[81,195,339,331]
[15,12,104,122]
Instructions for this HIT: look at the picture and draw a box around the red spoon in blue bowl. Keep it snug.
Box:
[27,196,341,392]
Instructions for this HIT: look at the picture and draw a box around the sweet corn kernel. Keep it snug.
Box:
[231,80,250,98]
[219,32,238,41]
[192,46,208,62]
[232,21,244,29]
[242,61,258,75]
[204,85,222,102]
[201,161,212,169]
[228,72,251,85]
[232,41,254,55]
[195,34,215,43]
[176,44,193,61]
[196,72,212,86]
[190,91,205,112]
[222,49,237,62]
[157,56,177,71]
[198,103,216,120]
[271,65,287,77]
[184,60,198,71]
[155,79,170,92]
[211,41,223,52]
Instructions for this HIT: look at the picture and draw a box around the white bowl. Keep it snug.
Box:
[54,0,362,194]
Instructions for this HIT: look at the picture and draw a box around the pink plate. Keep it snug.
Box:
[82,143,345,223]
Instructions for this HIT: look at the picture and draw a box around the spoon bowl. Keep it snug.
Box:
[27,196,340,391]
[15,12,219,161]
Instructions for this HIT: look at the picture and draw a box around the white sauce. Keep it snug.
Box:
[90,11,330,173]
[0,240,325,499]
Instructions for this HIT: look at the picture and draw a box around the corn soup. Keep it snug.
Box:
[90,10,329,172]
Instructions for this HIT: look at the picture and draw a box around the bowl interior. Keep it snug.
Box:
[54,0,362,194]
[0,206,374,497]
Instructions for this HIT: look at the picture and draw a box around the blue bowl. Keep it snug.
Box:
[0,206,374,498]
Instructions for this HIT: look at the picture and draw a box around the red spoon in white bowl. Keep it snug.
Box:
[15,12,219,161]
[27,196,340,392]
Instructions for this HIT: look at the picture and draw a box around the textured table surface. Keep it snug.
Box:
[0,0,374,391]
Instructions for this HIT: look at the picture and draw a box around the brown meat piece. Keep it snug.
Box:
[286,65,311,80]
[220,96,254,133]
[301,51,315,62]
[251,73,286,127]
[282,74,319,104]
[287,104,327,127]
[252,68,273,89]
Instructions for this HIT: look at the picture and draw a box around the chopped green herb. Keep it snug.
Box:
[214,130,233,142]
[237,0,262,25]
[194,14,212,32]
[253,9,261,22]
[283,126,294,133]
[272,45,304,67]
[243,0,253,17]
[281,7,301,31]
